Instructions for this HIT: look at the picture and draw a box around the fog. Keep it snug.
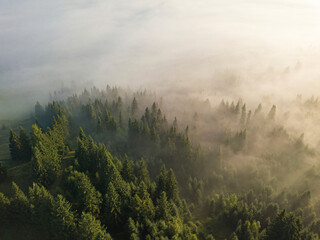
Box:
[1,0,320,118]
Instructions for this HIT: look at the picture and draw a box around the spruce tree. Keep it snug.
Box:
[19,126,32,162]
[121,156,135,183]
[156,192,170,221]
[266,210,301,240]
[136,159,149,184]
[51,194,76,239]
[166,169,179,202]
[104,182,121,228]
[77,212,112,240]
[128,217,140,240]
[66,171,102,216]
[131,98,138,117]
[10,182,31,222]
[0,193,10,223]
[28,183,54,226]
[9,129,22,161]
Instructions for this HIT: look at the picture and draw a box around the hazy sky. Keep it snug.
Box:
[1,0,320,117]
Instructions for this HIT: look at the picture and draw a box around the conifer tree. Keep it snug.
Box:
[10,182,31,222]
[105,111,117,132]
[266,210,301,240]
[19,126,32,162]
[121,156,135,183]
[28,183,54,226]
[30,124,43,147]
[104,182,121,227]
[51,194,76,239]
[166,169,179,202]
[0,193,10,223]
[156,192,170,221]
[9,129,22,161]
[156,166,168,197]
[136,159,150,184]
[240,104,246,126]
[77,212,112,240]
[131,98,138,117]
[128,217,140,240]
[132,181,155,221]
[66,171,102,216]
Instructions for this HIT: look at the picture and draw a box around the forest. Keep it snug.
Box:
[1,85,320,240]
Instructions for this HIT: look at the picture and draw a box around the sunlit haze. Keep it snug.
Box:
[1,0,320,117]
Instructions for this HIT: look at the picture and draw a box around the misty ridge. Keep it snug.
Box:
[1,0,320,239]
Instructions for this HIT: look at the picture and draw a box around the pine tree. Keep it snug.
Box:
[128,217,140,240]
[166,169,179,202]
[136,159,150,184]
[9,129,22,161]
[66,171,102,216]
[156,166,168,197]
[79,127,87,142]
[0,193,10,223]
[266,210,301,240]
[28,183,54,226]
[77,212,112,240]
[30,124,43,147]
[104,182,121,227]
[139,181,155,218]
[131,98,138,117]
[156,191,170,220]
[240,104,246,126]
[51,194,76,239]
[10,182,31,222]
[105,111,117,132]
[121,156,135,183]
[19,126,32,162]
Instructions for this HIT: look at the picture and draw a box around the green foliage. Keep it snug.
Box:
[121,156,135,183]
[136,158,149,184]
[31,119,68,186]
[266,210,302,240]
[9,182,31,222]
[156,192,170,221]
[128,217,140,240]
[77,212,112,240]
[28,183,54,227]
[4,87,320,239]
[131,98,138,117]
[103,182,121,227]
[105,111,117,132]
[51,194,76,239]
[19,127,32,162]
[9,129,22,161]
[66,170,102,216]
[0,192,10,222]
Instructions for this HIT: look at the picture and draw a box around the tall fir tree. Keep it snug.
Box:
[9,129,22,161]
[19,126,32,162]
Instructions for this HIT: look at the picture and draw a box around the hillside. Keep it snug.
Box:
[1,86,320,239]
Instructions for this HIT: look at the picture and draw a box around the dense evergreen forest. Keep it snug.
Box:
[1,85,320,240]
